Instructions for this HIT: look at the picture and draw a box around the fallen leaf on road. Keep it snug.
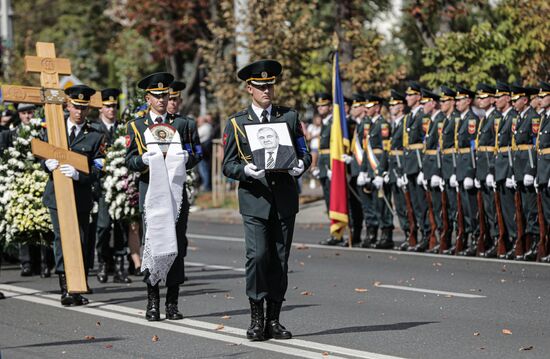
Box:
[299,261,305,266]
[445,295,453,298]
[519,346,533,351]
[500,279,507,283]
[334,252,340,256]
[152,335,159,342]
[373,281,382,287]
[215,324,225,331]
[432,262,442,267]
[188,246,198,251]
[357,300,364,304]
[501,265,507,272]
[293,286,298,290]
[502,329,512,335]
[96,321,101,326]
[295,244,309,250]
[221,315,231,320]
[301,291,313,296]
[84,335,95,340]
[473,332,480,336]
[355,288,368,293]
[224,293,235,299]
[322,352,329,357]
[104,344,113,349]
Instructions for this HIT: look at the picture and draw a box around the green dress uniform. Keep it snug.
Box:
[536,91,550,262]
[474,84,502,256]
[318,114,332,210]
[348,111,365,246]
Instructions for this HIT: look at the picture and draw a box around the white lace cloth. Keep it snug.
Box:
[141,129,187,286]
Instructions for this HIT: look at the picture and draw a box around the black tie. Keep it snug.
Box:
[69,126,76,145]
[261,110,269,123]
[109,126,114,137]
[156,116,163,124]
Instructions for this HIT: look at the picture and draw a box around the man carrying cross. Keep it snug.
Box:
[42,85,106,306]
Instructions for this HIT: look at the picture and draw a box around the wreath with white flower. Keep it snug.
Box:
[0,118,52,245]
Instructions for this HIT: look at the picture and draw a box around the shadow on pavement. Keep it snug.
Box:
[1,336,125,349]
[296,321,438,337]
[186,303,319,319]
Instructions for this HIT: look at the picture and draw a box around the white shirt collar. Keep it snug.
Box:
[485,107,495,118]
[251,103,272,122]
[460,109,469,120]
[101,116,116,131]
[393,114,404,126]
[371,114,380,123]
[66,118,85,137]
[322,114,332,126]
[411,105,421,117]
[520,106,530,118]
[149,110,167,123]
[431,109,441,121]
[502,106,513,117]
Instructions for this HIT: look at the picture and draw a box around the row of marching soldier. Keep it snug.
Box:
[314,81,550,262]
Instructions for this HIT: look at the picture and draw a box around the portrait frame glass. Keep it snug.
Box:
[243,122,298,171]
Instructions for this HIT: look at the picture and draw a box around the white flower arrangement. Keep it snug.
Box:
[0,118,52,244]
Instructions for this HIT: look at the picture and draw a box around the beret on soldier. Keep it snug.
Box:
[65,85,96,107]
[237,59,282,85]
[101,88,121,105]
[314,92,332,106]
[455,85,475,99]
[388,90,405,105]
[420,89,440,103]
[137,72,174,94]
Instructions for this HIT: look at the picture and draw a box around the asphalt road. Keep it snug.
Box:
[1,219,549,359]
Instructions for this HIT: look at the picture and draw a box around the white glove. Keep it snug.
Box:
[396,176,405,189]
[430,175,442,188]
[383,173,390,184]
[463,177,474,190]
[174,150,189,165]
[449,174,458,188]
[342,154,353,164]
[311,167,320,179]
[438,178,445,192]
[523,174,534,187]
[548,180,550,188]
[373,176,384,189]
[59,164,79,181]
[357,172,369,186]
[244,163,265,179]
[416,171,425,186]
[486,174,496,189]
[288,160,305,176]
[505,176,517,189]
[402,175,409,186]
[327,169,332,180]
[45,159,59,172]
[142,151,160,166]
[474,178,481,189]
[534,177,539,189]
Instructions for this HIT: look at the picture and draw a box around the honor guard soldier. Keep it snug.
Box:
[494,82,519,259]
[43,85,106,306]
[510,85,541,260]
[91,88,132,283]
[475,84,502,257]
[125,72,202,321]
[358,94,393,248]
[453,85,480,256]
[222,59,311,341]
[536,81,550,262]
[420,89,446,253]
[387,90,411,248]
[403,82,431,252]
[167,81,186,116]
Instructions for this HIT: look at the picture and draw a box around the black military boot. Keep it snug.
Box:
[541,253,550,263]
[40,246,51,278]
[442,245,456,255]
[59,274,74,306]
[72,292,90,306]
[481,237,498,258]
[97,262,108,283]
[459,235,477,256]
[0,291,4,300]
[319,237,343,246]
[247,298,265,341]
[264,300,292,340]
[165,285,184,320]
[374,229,395,249]
[408,236,428,252]
[523,235,540,261]
[145,284,161,321]
[366,227,379,246]
[113,256,132,283]
[21,262,32,277]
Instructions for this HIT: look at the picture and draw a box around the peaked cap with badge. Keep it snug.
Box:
[351,93,367,107]
[388,90,406,105]
[237,59,282,85]
[455,85,475,100]
[495,81,511,97]
[101,88,121,106]
[65,85,96,107]
[476,83,496,98]
[405,81,423,96]
[16,103,37,112]
[539,81,550,97]
[314,92,332,107]
[137,72,174,95]
[439,86,457,101]
[169,81,186,98]
[365,94,384,108]
[420,89,440,103]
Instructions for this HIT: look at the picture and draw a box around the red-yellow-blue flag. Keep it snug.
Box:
[329,51,349,239]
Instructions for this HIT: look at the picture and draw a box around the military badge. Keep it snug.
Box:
[261,71,268,78]
[78,93,84,100]
[99,141,106,155]
[438,121,444,136]
[422,117,431,134]
[468,119,476,135]
[532,117,540,134]
[494,118,501,133]
[511,117,517,133]
[125,135,131,148]
[223,132,228,146]
[381,123,389,138]
[158,82,163,88]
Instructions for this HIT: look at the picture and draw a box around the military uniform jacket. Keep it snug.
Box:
[536,110,550,184]
[359,115,390,177]
[0,125,12,152]
[440,110,460,180]
[455,109,479,181]
[125,112,202,211]
[495,107,519,182]
[42,122,105,213]
[348,119,362,177]
[90,119,119,147]
[317,115,332,178]
[513,106,540,181]
[222,105,311,220]
[422,110,445,179]
[403,107,429,175]
[388,115,406,183]
[475,108,501,180]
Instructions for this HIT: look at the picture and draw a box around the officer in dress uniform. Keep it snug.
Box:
[125,72,202,321]
[453,85,480,256]
[387,90,410,248]
[475,84,502,258]
[420,89,446,253]
[536,81,550,262]
[42,85,105,306]
[222,59,311,341]
[91,88,132,283]
[403,82,431,252]
[167,81,186,116]
[494,82,519,259]
[357,94,392,248]
[510,85,541,260]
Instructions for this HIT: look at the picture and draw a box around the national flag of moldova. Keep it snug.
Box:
[329,51,349,239]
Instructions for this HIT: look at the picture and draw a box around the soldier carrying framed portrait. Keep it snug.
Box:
[243,122,298,171]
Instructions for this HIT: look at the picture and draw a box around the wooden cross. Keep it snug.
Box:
[1,42,100,293]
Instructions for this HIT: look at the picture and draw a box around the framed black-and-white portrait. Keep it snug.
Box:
[244,122,298,171]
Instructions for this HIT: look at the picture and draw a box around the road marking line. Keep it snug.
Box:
[0,284,408,359]
[376,284,486,298]
[187,233,550,266]
[186,261,245,272]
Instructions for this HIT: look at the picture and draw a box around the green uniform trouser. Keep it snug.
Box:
[243,210,295,302]
[479,182,499,239]
[497,182,517,248]
[372,185,393,229]
[458,185,478,236]
[390,183,409,234]
[50,208,90,275]
[320,177,330,212]
[518,184,539,236]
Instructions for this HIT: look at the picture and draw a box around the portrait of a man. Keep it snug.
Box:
[251,126,297,170]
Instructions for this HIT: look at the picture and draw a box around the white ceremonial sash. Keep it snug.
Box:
[141,129,187,286]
